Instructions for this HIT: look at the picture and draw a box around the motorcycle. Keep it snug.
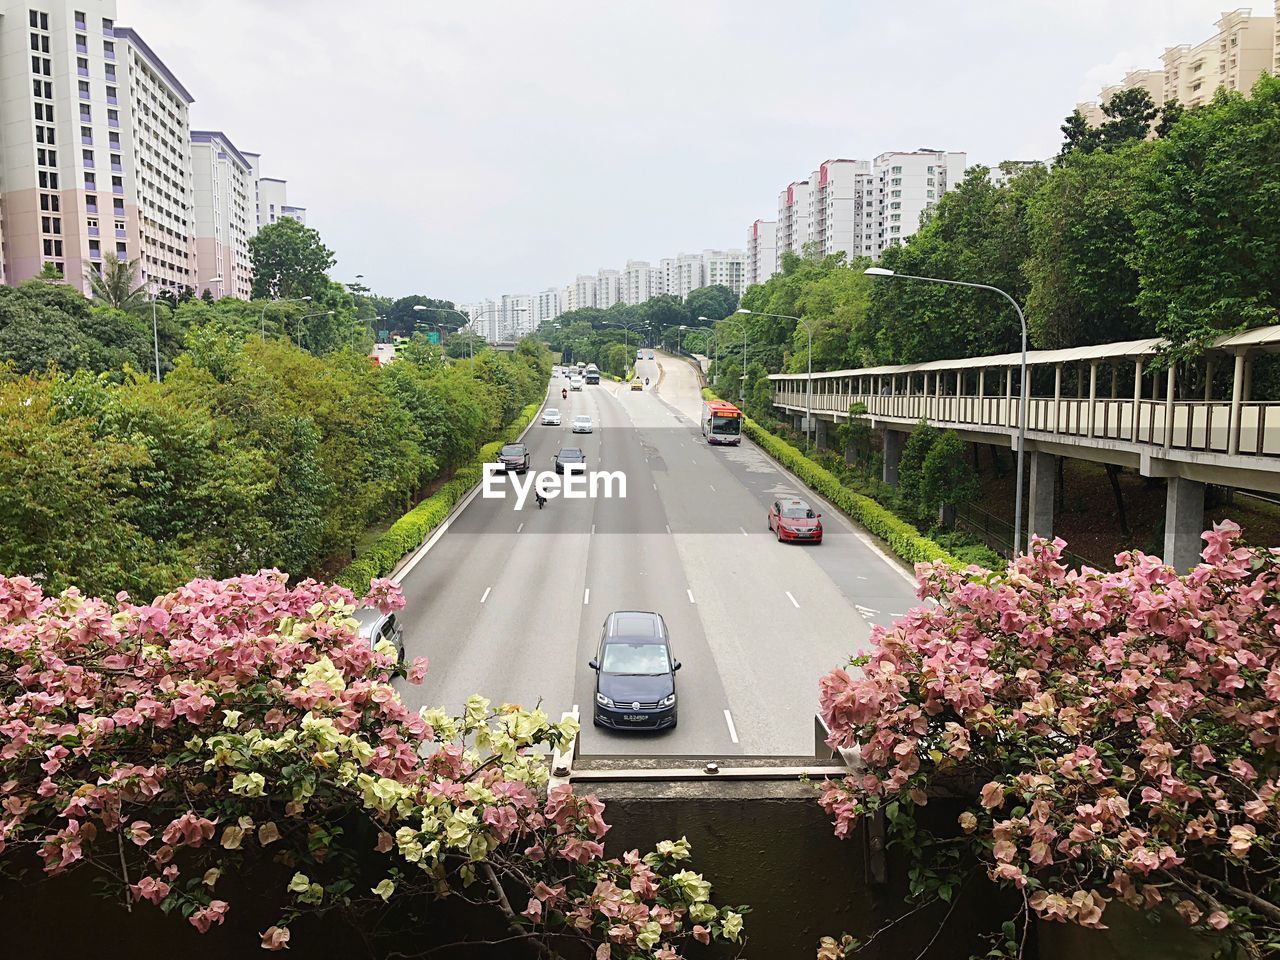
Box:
[561,388,568,400]
[645,377,650,385]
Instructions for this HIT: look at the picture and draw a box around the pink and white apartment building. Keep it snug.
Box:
[807,158,874,260]
[191,130,254,300]
[775,180,810,271]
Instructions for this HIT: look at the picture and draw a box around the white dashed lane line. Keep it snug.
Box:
[516,522,524,533]
[723,710,739,744]
[583,588,590,606]
[480,586,492,604]
[687,589,696,604]
[785,591,800,609]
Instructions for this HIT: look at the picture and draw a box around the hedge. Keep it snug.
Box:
[336,401,542,591]
[702,388,966,570]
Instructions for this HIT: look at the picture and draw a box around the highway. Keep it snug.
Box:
[394,352,921,757]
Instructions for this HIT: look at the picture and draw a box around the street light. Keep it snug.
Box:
[710,313,750,404]
[415,306,485,360]
[736,308,815,450]
[260,295,312,340]
[604,319,647,353]
[294,310,335,349]
[865,266,1029,553]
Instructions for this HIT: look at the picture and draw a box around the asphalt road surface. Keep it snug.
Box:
[393,352,921,758]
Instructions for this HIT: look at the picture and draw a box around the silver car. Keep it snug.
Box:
[352,608,404,663]
[572,414,594,434]
[542,407,562,426]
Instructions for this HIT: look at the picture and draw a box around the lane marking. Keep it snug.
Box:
[572,704,579,713]
[740,526,748,536]
[709,483,716,492]
[855,532,919,587]
[583,588,590,606]
[687,589,696,604]
[652,482,657,491]
[786,591,800,609]
[516,522,524,533]
[724,709,739,744]
[665,523,672,534]
[480,586,492,604]
[591,523,596,534]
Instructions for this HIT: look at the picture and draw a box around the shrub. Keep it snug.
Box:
[819,524,1280,954]
[920,429,979,521]
[0,572,744,954]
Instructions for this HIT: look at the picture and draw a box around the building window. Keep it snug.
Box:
[75,10,86,29]
[891,165,902,174]
[103,40,114,59]
[926,177,935,186]
[891,190,901,198]
[78,80,90,99]
[927,190,935,199]
[102,17,113,33]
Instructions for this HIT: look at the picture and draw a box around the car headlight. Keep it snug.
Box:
[595,693,613,708]
[659,694,676,707]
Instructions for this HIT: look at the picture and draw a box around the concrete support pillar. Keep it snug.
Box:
[1163,476,1205,573]
[815,417,830,450]
[883,429,904,485]
[1132,359,1144,442]
[792,412,803,433]
[1229,351,1246,455]
[1027,450,1055,543]
[1087,361,1098,437]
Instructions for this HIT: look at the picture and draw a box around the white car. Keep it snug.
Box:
[570,377,584,391]
[572,414,594,434]
[541,407,562,426]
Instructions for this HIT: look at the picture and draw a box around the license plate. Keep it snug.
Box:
[623,715,646,722]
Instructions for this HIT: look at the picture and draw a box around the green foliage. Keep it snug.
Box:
[1024,142,1154,348]
[1131,73,1280,358]
[1096,87,1159,149]
[897,421,938,508]
[385,295,459,336]
[248,218,336,302]
[684,284,739,322]
[85,254,147,311]
[919,430,979,519]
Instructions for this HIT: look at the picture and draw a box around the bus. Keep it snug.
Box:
[584,363,600,384]
[701,399,743,445]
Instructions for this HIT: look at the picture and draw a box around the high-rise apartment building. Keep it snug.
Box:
[745,219,776,287]
[807,159,873,261]
[670,252,704,299]
[873,150,965,255]
[250,166,305,229]
[533,286,561,327]
[572,274,596,311]
[622,259,656,304]
[776,180,810,270]
[702,248,746,296]
[988,160,1043,189]
[1163,8,1274,108]
[1075,68,1166,127]
[116,26,195,296]
[191,130,254,299]
[595,267,620,309]
[0,0,136,290]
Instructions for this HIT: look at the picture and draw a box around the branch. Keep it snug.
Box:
[116,829,132,913]
[481,862,554,960]
[910,890,961,960]
[1183,867,1280,924]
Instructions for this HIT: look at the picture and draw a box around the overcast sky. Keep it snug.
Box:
[131,0,1227,302]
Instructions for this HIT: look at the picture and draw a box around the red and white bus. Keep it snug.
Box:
[701,399,743,445]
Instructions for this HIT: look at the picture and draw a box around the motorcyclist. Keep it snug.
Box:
[561,387,568,400]
[645,377,650,385]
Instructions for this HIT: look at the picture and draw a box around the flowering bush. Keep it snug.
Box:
[817,523,1280,958]
[0,570,744,955]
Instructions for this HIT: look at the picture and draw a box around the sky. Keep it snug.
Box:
[129,0,1232,302]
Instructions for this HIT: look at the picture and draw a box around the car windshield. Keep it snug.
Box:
[781,504,813,519]
[544,408,558,416]
[601,642,669,674]
[559,449,583,459]
[500,445,524,456]
[575,416,591,423]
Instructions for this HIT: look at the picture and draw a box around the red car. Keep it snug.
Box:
[768,497,823,543]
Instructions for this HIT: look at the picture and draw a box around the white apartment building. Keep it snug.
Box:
[115,26,195,296]
[807,158,873,261]
[0,0,137,290]
[873,150,966,255]
[670,252,704,299]
[1164,8,1274,108]
[498,292,532,339]
[1075,68,1166,127]
[191,129,254,299]
[622,259,657,304]
[572,273,597,311]
[252,170,305,229]
[988,160,1042,189]
[745,219,776,287]
[533,287,561,327]
[595,267,620,309]
[702,248,746,296]
[776,180,810,270]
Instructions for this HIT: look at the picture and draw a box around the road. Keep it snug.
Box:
[393,351,922,758]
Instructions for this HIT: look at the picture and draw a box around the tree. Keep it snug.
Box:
[685,284,739,323]
[385,296,459,336]
[918,430,979,526]
[1059,108,1098,158]
[1097,87,1159,148]
[0,571,745,955]
[1131,74,1280,358]
[85,254,147,311]
[1024,141,1155,348]
[895,421,937,512]
[1155,98,1185,138]
[818,523,1280,956]
[248,218,336,302]
[0,280,152,378]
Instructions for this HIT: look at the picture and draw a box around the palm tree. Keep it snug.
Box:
[86,254,147,311]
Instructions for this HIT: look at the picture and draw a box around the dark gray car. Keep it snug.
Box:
[588,611,679,730]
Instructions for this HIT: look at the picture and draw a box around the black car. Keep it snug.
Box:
[589,611,679,730]
[553,447,586,474]
[498,443,529,473]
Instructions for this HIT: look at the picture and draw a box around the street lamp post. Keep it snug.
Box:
[710,315,749,404]
[294,310,335,349]
[736,308,814,450]
[415,305,490,360]
[604,320,647,354]
[865,266,1029,553]
[260,296,312,340]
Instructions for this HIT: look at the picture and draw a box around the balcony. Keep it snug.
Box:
[111,162,122,173]
[115,228,126,239]
[104,48,114,60]
[83,158,94,169]
[86,201,98,214]
[74,18,86,29]
[77,65,88,77]
[81,135,92,145]
[87,225,99,237]
[112,184,124,195]
[108,118,120,129]
[89,247,102,259]
[83,179,95,191]
[106,95,117,105]
[76,42,87,54]
[78,89,89,101]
